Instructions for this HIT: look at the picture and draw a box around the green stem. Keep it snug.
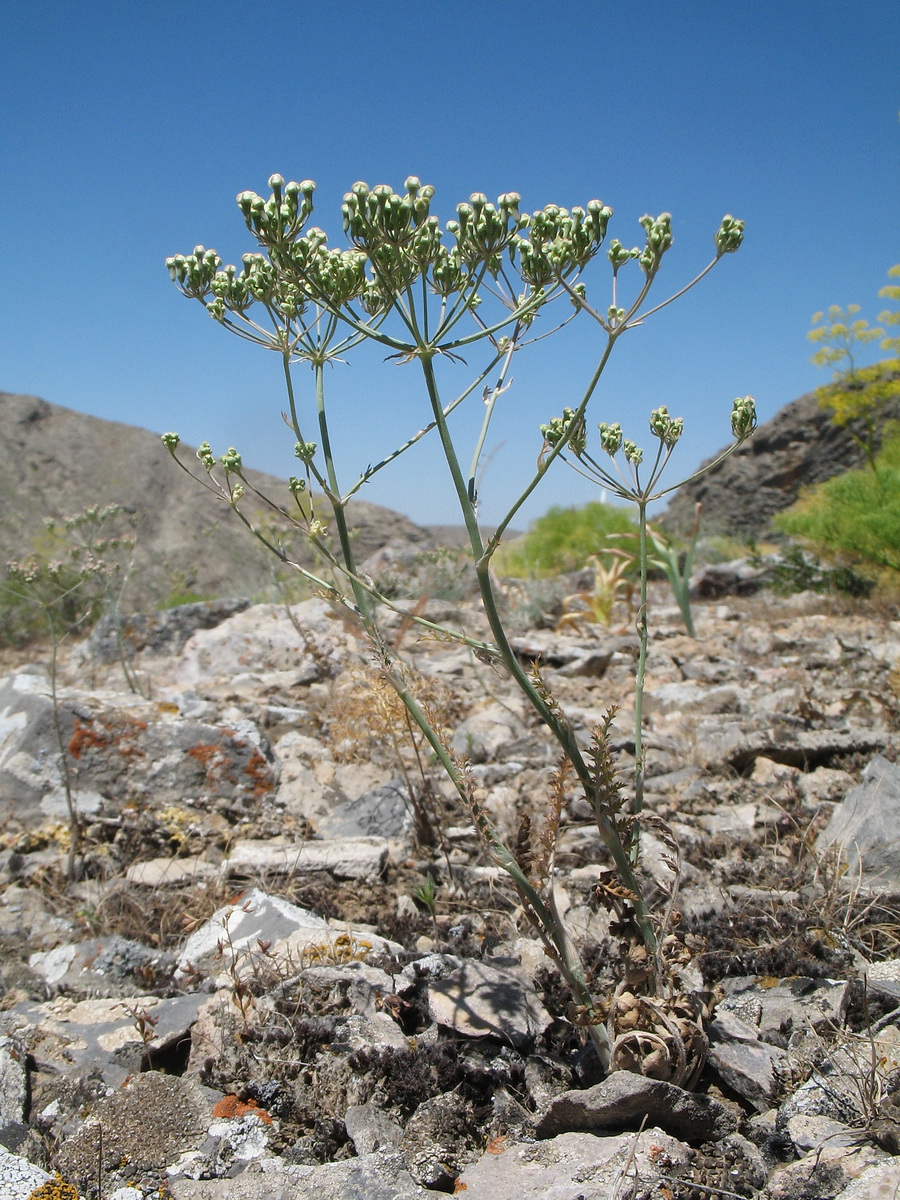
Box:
[631,499,650,861]
[421,356,656,954]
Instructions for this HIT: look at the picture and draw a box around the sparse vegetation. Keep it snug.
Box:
[775,423,900,580]
[494,501,639,578]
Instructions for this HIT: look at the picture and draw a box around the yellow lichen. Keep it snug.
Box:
[27,1172,80,1200]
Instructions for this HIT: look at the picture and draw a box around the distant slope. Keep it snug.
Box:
[663,380,900,539]
[1,392,431,608]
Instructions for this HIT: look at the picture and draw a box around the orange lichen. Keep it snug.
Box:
[67,720,108,759]
[245,747,276,797]
[212,1093,273,1124]
[27,1173,80,1200]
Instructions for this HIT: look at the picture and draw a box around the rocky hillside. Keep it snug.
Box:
[664,379,900,540]
[0,586,899,1197]
[0,392,431,609]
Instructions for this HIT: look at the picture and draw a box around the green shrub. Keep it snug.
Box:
[775,423,900,575]
[495,501,639,578]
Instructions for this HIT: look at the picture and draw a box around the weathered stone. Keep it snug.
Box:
[767,1140,890,1200]
[168,1151,432,1200]
[7,992,207,1087]
[718,976,850,1043]
[0,1144,50,1198]
[222,836,388,881]
[175,599,352,685]
[28,935,175,995]
[0,1036,28,1129]
[0,668,278,826]
[426,958,551,1048]
[400,1091,479,1190]
[457,1128,693,1200]
[55,1072,220,1193]
[535,1070,737,1142]
[817,755,900,892]
[343,1102,404,1156]
[176,888,330,979]
[707,1010,790,1110]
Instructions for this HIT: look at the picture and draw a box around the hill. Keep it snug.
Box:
[663,375,900,539]
[0,392,431,609]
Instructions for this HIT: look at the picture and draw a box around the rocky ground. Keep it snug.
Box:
[1,572,900,1200]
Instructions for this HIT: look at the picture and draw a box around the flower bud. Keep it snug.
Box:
[623,440,643,465]
[598,422,623,455]
[220,447,242,474]
[730,395,757,440]
[161,432,181,451]
[294,441,317,463]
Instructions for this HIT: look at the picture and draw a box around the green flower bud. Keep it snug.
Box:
[715,214,745,256]
[294,441,317,463]
[539,408,586,454]
[231,483,245,501]
[730,395,757,440]
[196,442,216,470]
[220,447,242,474]
[161,432,181,451]
[623,440,643,465]
[598,422,623,455]
[648,406,683,447]
[288,476,307,495]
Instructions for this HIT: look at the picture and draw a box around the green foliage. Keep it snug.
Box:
[775,423,900,575]
[495,501,639,578]
[809,266,900,469]
[770,546,874,598]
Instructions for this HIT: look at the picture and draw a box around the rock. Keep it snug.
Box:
[0,668,278,827]
[343,1102,404,1155]
[456,1128,693,1200]
[175,888,402,985]
[0,1144,50,1198]
[767,1140,890,1199]
[689,557,778,597]
[663,378,900,539]
[707,1010,790,1110]
[28,935,175,995]
[175,599,352,685]
[0,1036,28,1130]
[864,958,900,1001]
[535,1070,737,1142]
[718,976,851,1044]
[399,1091,478,1189]
[175,889,330,979]
[86,599,252,661]
[55,1072,220,1193]
[817,755,900,892]
[168,1151,432,1200]
[6,992,207,1086]
[223,836,388,881]
[833,1159,900,1198]
[426,959,551,1048]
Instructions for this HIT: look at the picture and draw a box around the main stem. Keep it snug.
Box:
[420,354,657,955]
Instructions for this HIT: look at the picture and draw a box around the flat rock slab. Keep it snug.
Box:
[535,1070,737,1142]
[176,888,401,982]
[169,1151,431,1200]
[457,1128,692,1200]
[10,991,206,1086]
[223,836,388,881]
[817,754,900,892]
[427,959,551,1048]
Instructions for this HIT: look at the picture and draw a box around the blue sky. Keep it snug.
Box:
[1,1,897,529]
